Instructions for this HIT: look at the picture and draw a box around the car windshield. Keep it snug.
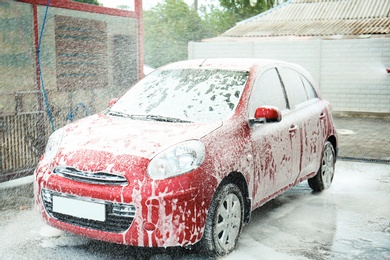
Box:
[109,68,249,122]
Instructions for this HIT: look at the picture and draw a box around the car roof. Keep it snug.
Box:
[159,58,295,72]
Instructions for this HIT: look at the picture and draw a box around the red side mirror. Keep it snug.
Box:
[107,98,118,107]
[251,106,282,125]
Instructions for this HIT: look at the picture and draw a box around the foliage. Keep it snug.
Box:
[143,0,284,67]
[219,0,276,21]
[73,0,101,5]
[144,0,209,68]
[199,5,237,36]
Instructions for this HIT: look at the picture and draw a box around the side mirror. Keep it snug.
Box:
[249,106,282,126]
[107,98,118,108]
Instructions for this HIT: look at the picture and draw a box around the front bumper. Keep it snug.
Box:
[34,165,214,248]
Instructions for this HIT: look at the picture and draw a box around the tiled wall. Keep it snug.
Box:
[189,37,390,113]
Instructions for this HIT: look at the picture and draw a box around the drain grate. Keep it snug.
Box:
[337,156,390,164]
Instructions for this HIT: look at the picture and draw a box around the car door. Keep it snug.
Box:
[248,67,301,204]
[278,66,326,181]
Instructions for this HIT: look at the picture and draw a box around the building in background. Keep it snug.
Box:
[189,0,390,116]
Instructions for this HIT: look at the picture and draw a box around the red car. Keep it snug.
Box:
[34,58,338,256]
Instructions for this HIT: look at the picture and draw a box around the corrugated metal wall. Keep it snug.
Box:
[223,0,390,37]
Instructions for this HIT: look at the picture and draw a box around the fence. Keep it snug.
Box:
[0,90,72,182]
[0,112,46,182]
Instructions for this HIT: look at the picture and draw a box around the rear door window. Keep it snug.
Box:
[279,68,308,109]
[300,75,318,100]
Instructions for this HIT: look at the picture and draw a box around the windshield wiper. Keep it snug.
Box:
[108,112,192,123]
[108,111,131,118]
[146,115,192,123]
[129,114,192,123]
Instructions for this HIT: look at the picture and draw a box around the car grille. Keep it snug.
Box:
[41,189,136,233]
[53,166,128,186]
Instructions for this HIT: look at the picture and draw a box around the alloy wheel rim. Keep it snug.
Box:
[215,193,242,251]
[322,144,334,188]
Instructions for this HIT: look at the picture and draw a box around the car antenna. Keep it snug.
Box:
[199,59,207,67]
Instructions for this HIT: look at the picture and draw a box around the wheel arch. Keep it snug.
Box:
[327,135,338,159]
[218,171,251,224]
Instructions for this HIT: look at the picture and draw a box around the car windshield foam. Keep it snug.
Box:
[111,69,249,122]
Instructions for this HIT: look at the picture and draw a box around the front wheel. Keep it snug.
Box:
[198,183,244,257]
[308,141,336,191]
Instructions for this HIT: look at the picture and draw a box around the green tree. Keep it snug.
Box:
[73,0,101,5]
[144,0,283,67]
[199,4,237,36]
[144,0,208,68]
[219,0,276,22]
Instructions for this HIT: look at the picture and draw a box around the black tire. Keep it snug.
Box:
[308,141,336,191]
[198,183,244,257]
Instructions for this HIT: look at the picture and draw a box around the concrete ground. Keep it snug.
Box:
[0,160,389,260]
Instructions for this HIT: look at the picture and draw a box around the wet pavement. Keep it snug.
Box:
[0,161,389,260]
[334,116,390,162]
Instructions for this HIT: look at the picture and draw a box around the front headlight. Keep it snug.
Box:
[147,140,205,180]
[43,128,64,164]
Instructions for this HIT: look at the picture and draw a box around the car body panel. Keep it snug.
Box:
[58,113,223,159]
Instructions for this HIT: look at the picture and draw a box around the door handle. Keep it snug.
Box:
[289,124,298,133]
[319,112,326,119]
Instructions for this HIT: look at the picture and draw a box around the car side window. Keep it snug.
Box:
[249,68,287,117]
[279,68,308,109]
[300,75,318,100]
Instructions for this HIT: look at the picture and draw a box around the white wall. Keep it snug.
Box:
[189,37,390,114]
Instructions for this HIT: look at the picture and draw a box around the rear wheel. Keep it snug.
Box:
[308,141,336,191]
[198,183,244,256]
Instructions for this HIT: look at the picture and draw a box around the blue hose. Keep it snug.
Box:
[37,0,55,131]
[66,103,89,122]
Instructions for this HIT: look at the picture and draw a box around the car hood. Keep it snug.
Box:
[58,113,222,160]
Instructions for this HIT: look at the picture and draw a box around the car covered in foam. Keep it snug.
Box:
[34,58,338,256]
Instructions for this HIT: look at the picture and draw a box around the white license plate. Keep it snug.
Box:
[52,196,106,222]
